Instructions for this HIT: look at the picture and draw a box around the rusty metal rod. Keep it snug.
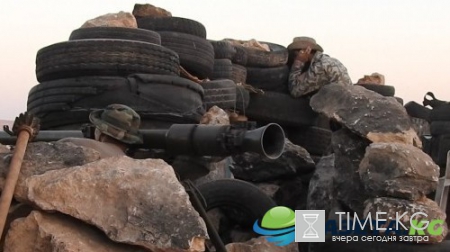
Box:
[0,130,31,238]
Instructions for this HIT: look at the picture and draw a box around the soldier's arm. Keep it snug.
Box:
[288,62,320,97]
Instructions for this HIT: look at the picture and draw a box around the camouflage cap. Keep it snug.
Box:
[287,36,324,52]
[89,104,143,144]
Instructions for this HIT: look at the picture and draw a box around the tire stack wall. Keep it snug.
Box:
[29,25,206,130]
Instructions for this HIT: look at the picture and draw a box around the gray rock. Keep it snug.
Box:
[331,129,371,216]
[0,141,100,201]
[274,177,308,211]
[359,143,440,200]
[231,139,315,182]
[307,154,336,219]
[24,156,207,251]
[4,211,147,252]
[364,197,448,243]
[310,84,421,147]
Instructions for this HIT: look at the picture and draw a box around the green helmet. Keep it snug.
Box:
[89,104,143,144]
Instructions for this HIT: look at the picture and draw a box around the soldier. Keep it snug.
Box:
[287,37,353,97]
[58,104,143,158]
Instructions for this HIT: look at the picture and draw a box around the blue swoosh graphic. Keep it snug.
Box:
[253,220,296,246]
[266,231,295,246]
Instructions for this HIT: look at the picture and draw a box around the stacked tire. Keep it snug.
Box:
[28,26,205,130]
[356,83,403,104]
[137,17,238,112]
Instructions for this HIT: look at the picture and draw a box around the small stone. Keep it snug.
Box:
[200,105,230,125]
[225,236,299,252]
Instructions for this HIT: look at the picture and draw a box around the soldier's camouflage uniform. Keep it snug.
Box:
[288,52,353,97]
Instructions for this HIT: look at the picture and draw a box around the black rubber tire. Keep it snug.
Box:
[356,84,395,96]
[197,179,277,227]
[244,42,288,67]
[136,16,206,38]
[431,104,450,121]
[232,64,247,84]
[235,85,250,112]
[68,27,161,45]
[210,40,236,59]
[404,101,431,121]
[211,59,233,80]
[231,44,248,65]
[246,65,289,92]
[430,121,450,136]
[246,92,318,126]
[159,32,214,79]
[36,39,180,82]
[28,75,205,129]
[284,126,332,155]
[202,79,237,110]
[211,60,247,84]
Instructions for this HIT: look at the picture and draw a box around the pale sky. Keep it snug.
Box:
[1,0,449,120]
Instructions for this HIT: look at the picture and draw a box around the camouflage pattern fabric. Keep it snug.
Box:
[89,104,143,144]
[288,52,353,97]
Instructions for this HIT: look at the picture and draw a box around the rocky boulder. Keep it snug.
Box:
[364,197,448,243]
[331,128,371,216]
[24,156,207,251]
[310,84,421,147]
[359,143,439,200]
[81,12,137,28]
[4,211,147,252]
[225,236,299,252]
[132,3,172,18]
[307,154,336,219]
[0,141,100,201]
[231,139,315,182]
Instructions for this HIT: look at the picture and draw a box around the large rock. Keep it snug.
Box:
[274,177,308,211]
[225,236,299,252]
[359,143,439,200]
[24,156,208,251]
[331,129,371,216]
[364,197,448,243]
[132,3,172,18]
[81,12,137,28]
[307,154,336,219]
[230,139,315,182]
[4,211,147,252]
[310,84,421,147]
[0,142,100,201]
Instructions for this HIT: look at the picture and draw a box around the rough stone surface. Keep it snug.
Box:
[231,139,315,182]
[364,197,448,243]
[0,141,100,201]
[24,156,207,251]
[331,129,371,216]
[254,181,280,199]
[0,144,10,154]
[356,72,385,85]
[225,236,299,252]
[194,157,233,186]
[274,177,308,211]
[359,143,440,200]
[200,105,230,125]
[310,84,421,147]
[81,12,137,28]
[4,211,147,252]
[132,3,172,18]
[307,154,336,219]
